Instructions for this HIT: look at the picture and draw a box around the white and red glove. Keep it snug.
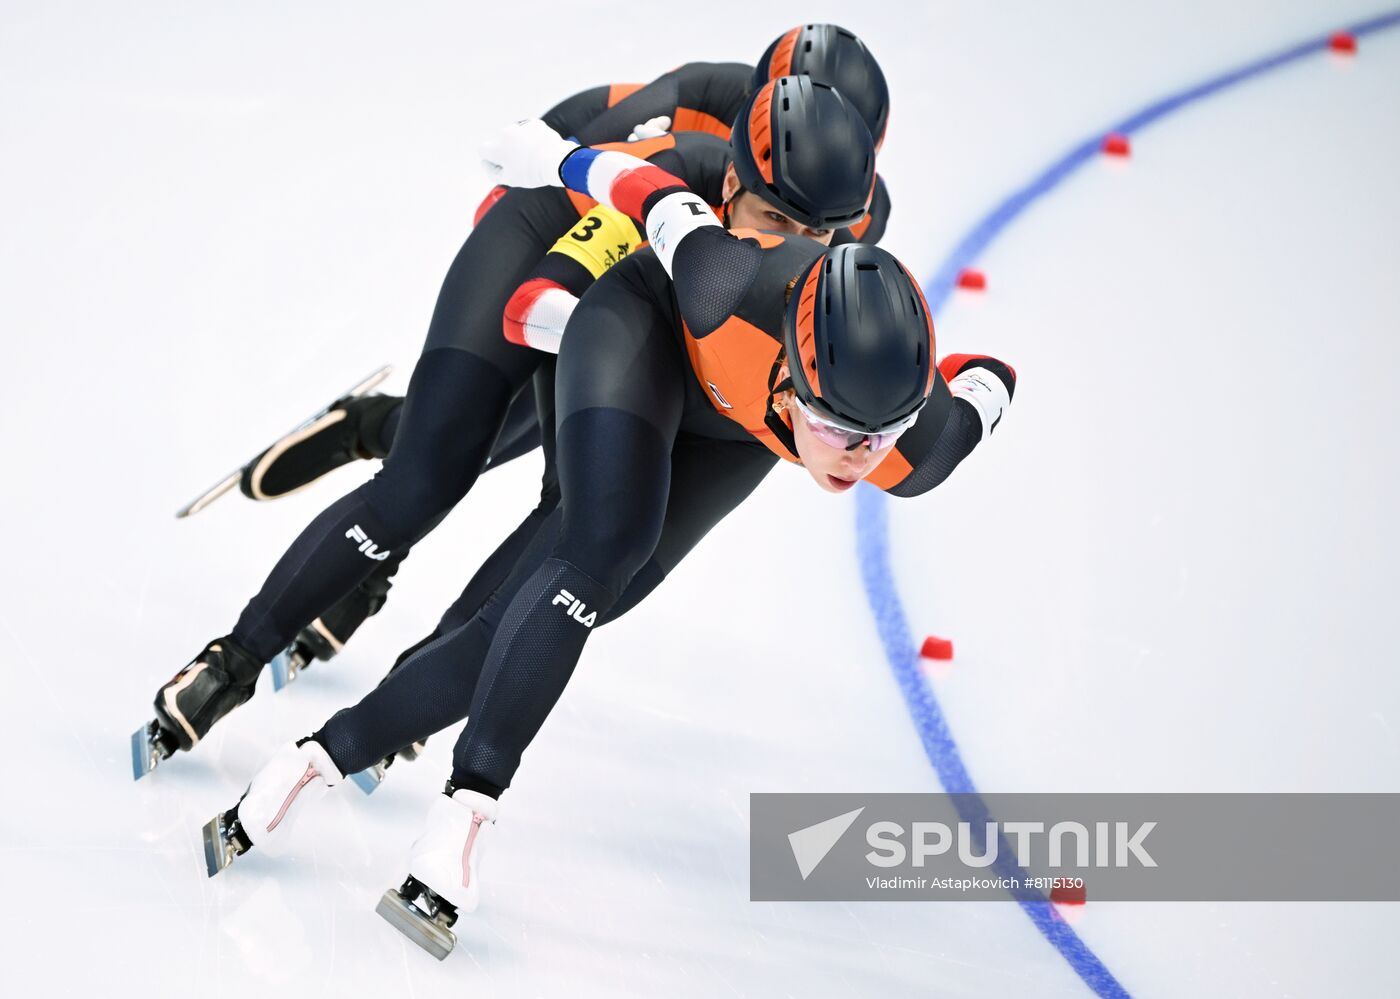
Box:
[627,115,672,142]
[479,119,578,189]
[948,365,1012,441]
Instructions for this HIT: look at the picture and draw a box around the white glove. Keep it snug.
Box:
[627,115,672,142]
[479,119,579,189]
[948,366,1011,441]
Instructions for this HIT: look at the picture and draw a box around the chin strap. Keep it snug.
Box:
[764,367,800,461]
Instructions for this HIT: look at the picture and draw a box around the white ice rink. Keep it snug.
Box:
[4,2,1399,996]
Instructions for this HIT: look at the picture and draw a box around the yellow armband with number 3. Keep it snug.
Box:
[552,204,642,279]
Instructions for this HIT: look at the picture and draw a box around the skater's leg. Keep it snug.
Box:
[241,369,540,501]
[600,434,777,623]
[312,398,772,774]
[309,505,562,774]
[449,266,687,796]
[482,381,543,471]
[226,189,577,663]
[435,358,560,637]
[283,378,547,662]
[229,349,520,662]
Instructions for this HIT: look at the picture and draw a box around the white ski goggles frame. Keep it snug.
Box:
[790,393,920,452]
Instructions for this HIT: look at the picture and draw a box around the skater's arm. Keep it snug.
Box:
[503,203,642,353]
[569,62,750,146]
[541,84,615,140]
[480,119,727,275]
[866,354,1018,498]
[540,83,618,137]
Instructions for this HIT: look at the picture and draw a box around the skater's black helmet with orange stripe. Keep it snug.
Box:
[782,243,935,433]
[729,75,875,231]
[754,24,890,150]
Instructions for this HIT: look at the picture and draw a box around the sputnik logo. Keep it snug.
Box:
[788,807,865,880]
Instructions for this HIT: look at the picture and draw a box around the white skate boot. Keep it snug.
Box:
[202,739,344,876]
[375,787,499,960]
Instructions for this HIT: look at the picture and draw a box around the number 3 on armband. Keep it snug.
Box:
[569,216,603,242]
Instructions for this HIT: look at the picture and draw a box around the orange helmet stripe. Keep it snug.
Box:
[793,260,824,397]
[769,27,800,81]
[747,81,777,186]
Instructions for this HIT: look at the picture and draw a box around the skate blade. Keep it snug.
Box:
[349,763,386,796]
[130,721,163,781]
[175,471,240,519]
[376,889,455,960]
[174,364,393,519]
[202,814,237,877]
[268,647,307,691]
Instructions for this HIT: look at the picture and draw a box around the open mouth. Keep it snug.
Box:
[826,474,858,492]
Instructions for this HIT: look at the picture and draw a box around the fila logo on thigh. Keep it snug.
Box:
[345,524,391,561]
[552,588,597,628]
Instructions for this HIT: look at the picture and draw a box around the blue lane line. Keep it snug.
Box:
[922,8,1400,316]
[856,11,1400,998]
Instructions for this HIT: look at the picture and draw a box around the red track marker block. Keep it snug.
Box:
[920,635,954,661]
[1329,32,1357,54]
[1051,882,1087,906]
[1101,133,1130,157]
[956,269,985,291]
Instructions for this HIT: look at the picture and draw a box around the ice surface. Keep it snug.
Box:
[2,2,1397,995]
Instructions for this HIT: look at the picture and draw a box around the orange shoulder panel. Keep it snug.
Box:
[682,313,781,427]
[672,106,732,140]
[593,134,678,158]
[607,82,645,107]
[567,189,599,218]
[864,449,914,492]
[727,227,785,249]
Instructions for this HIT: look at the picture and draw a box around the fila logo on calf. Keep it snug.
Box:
[551,588,597,628]
[345,525,391,561]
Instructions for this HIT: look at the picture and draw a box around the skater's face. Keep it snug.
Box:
[773,365,900,494]
[723,165,835,245]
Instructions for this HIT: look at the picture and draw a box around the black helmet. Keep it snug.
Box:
[782,243,935,432]
[753,24,890,150]
[730,75,875,231]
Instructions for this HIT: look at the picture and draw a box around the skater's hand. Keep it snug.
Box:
[480,119,578,189]
[627,115,672,142]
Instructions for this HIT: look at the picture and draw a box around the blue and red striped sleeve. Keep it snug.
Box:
[559,147,690,224]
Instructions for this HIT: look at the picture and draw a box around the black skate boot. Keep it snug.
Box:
[240,392,401,502]
[131,637,262,780]
[175,365,394,518]
[268,558,398,690]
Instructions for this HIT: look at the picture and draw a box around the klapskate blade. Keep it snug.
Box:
[350,764,386,796]
[175,472,240,519]
[202,815,235,878]
[376,890,454,961]
[130,723,159,781]
[174,364,393,519]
